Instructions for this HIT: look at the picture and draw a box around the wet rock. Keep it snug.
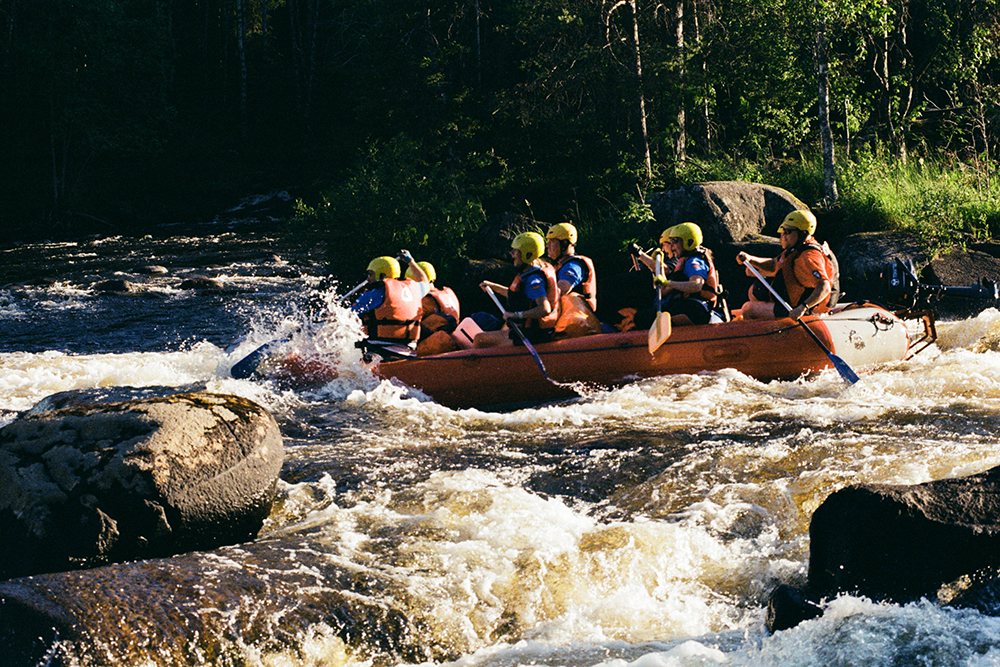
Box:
[92,278,135,293]
[178,274,223,290]
[944,567,1000,614]
[137,264,169,275]
[807,467,1000,605]
[0,534,437,667]
[0,392,284,579]
[25,384,208,414]
[766,584,823,632]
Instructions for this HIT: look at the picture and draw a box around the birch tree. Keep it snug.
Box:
[602,0,653,178]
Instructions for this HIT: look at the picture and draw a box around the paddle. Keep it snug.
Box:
[483,285,555,383]
[648,250,672,354]
[230,278,369,379]
[743,261,860,384]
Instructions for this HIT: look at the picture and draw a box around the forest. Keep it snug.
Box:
[1,0,998,273]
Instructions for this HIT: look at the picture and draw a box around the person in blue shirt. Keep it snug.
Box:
[351,251,429,344]
[653,223,721,326]
[475,232,559,347]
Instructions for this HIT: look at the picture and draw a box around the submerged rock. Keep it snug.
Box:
[92,278,135,293]
[178,274,224,290]
[0,392,284,579]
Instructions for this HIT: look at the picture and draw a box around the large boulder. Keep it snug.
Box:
[807,470,1000,604]
[646,181,806,248]
[0,391,284,579]
[766,466,1000,632]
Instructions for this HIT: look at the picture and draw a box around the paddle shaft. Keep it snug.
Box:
[483,285,554,382]
[340,279,369,303]
[743,261,859,384]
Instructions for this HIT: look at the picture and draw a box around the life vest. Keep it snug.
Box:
[508,264,559,330]
[362,279,422,343]
[777,238,840,311]
[554,254,597,312]
[667,248,719,306]
[423,286,460,321]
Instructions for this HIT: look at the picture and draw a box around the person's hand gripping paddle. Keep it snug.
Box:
[648,250,672,354]
[743,261,859,384]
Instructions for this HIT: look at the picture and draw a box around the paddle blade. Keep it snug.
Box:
[648,312,672,354]
[230,340,280,379]
[830,352,861,384]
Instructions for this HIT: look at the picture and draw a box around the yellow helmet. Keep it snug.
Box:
[367,256,400,280]
[659,226,677,245]
[511,232,545,264]
[779,210,817,237]
[546,222,578,245]
[406,260,436,282]
[670,222,704,252]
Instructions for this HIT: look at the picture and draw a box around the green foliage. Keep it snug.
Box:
[296,135,489,283]
[826,148,1000,253]
[1,0,997,247]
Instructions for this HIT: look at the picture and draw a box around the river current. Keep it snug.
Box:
[3,230,1000,666]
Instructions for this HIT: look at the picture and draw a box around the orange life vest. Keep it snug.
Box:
[778,238,838,312]
[423,286,460,321]
[362,279,422,342]
[554,254,597,312]
[508,263,560,330]
[667,248,719,306]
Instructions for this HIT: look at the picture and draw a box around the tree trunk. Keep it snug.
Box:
[693,0,712,153]
[289,0,320,137]
[261,0,269,61]
[475,0,482,86]
[816,18,838,203]
[237,0,247,138]
[674,0,686,161]
[627,0,653,177]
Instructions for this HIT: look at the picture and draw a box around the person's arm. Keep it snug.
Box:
[516,294,552,320]
[787,249,833,319]
[479,280,508,299]
[350,286,385,315]
[788,280,831,320]
[555,260,584,296]
[736,251,778,277]
[657,274,705,296]
[402,251,428,283]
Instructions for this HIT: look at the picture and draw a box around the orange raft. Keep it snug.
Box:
[363,303,912,409]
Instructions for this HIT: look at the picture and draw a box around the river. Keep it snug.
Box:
[3,230,1000,666]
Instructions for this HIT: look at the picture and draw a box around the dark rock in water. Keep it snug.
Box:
[944,567,1000,614]
[178,274,223,290]
[766,584,823,632]
[807,466,1000,605]
[137,264,169,275]
[92,278,135,293]
[0,534,437,667]
[0,392,284,579]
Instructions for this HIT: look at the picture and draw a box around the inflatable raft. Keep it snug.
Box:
[357,303,912,409]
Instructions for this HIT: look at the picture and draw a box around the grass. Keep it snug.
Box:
[657,146,1000,254]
